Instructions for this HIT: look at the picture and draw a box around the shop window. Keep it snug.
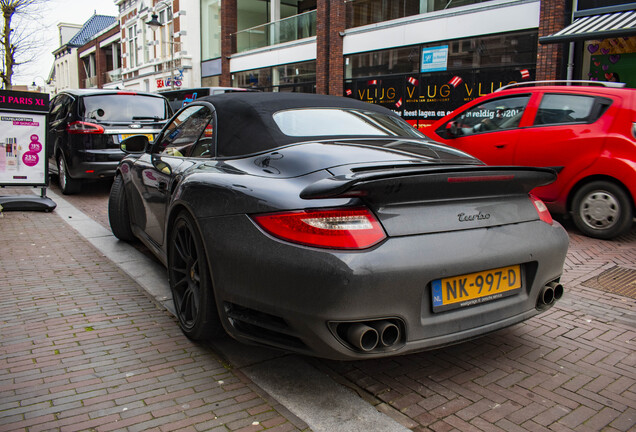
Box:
[345,31,537,79]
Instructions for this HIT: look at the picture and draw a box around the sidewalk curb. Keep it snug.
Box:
[40,188,412,432]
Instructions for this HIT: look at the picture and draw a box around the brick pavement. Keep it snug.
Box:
[322,225,636,432]
[2,182,635,432]
[0,193,310,432]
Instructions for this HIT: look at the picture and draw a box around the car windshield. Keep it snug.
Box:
[80,95,168,122]
[273,108,425,138]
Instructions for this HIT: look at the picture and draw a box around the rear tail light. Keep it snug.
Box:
[530,194,553,224]
[251,208,386,249]
[66,121,105,134]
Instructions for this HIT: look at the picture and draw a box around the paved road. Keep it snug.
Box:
[1,180,635,431]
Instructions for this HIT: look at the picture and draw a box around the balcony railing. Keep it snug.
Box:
[103,68,122,84]
[83,76,97,88]
[232,10,316,54]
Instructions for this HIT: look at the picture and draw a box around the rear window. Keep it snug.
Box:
[534,94,598,125]
[273,108,424,138]
[80,94,168,122]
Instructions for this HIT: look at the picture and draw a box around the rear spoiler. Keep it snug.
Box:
[300,165,557,201]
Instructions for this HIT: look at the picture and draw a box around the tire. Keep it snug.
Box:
[571,181,634,239]
[108,174,136,241]
[57,155,81,195]
[168,211,224,340]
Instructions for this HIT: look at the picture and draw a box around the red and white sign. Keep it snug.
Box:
[448,76,463,87]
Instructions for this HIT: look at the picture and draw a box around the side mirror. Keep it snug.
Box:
[121,135,149,153]
[446,121,460,137]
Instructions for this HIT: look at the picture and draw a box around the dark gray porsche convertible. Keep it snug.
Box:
[108,92,568,360]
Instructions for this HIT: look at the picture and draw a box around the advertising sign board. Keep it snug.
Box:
[0,90,49,186]
[0,90,55,211]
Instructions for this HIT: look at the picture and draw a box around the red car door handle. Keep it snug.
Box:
[495,145,506,149]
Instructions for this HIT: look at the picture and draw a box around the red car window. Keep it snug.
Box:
[534,94,598,125]
[441,95,531,137]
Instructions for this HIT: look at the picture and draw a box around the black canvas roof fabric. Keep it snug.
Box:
[198,92,398,157]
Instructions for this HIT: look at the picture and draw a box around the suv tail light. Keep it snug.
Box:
[252,208,386,249]
[67,121,105,134]
[530,194,553,224]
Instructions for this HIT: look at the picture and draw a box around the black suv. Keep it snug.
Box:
[48,89,171,194]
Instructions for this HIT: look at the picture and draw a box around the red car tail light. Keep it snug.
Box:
[530,194,553,224]
[252,208,386,249]
[66,121,105,134]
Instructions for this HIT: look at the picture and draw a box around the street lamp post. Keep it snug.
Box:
[146,1,176,90]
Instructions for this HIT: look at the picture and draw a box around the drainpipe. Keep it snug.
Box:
[566,0,578,81]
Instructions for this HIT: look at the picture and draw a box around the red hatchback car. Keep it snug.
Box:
[424,82,635,239]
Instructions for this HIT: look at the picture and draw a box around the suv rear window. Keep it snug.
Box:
[80,95,168,122]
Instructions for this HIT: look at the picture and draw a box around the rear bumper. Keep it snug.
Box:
[68,149,124,179]
[199,215,569,360]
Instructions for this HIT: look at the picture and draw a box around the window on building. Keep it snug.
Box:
[202,0,222,61]
[128,24,138,68]
[345,46,420,79]
[232,60,316,92]
[345,31,537,79]
[158,6,174,61]
[346,0,492,28]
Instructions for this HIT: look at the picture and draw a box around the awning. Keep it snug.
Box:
[540,9,636,44]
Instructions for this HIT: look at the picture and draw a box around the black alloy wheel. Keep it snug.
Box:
[571,180,634,239]
[168,211,223,340]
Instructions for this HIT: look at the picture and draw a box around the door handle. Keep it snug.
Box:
[495,144,506,149]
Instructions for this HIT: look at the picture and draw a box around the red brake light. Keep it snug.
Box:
[252,208,386,249]
[66,121,105,134]
[530,194,553,224]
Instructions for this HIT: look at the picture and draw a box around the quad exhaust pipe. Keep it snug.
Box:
[345,320,402,352]
[537,281,564,307]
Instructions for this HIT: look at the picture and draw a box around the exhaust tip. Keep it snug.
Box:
[551,282,564,300]
[336,319,404,353]
[371,321,401,347]
[346,324,379,352]
[538,285,554,307]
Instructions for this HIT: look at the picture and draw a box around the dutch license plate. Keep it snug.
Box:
[120,133,154,142]
[431,265,522,312]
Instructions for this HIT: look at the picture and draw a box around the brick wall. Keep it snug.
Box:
[221,0,237,87]
[315,0,329,94]
[537,0,569,81]
[316,0,344,95]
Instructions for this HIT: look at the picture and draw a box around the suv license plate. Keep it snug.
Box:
[432,265,522,312]
[120,133,154,142]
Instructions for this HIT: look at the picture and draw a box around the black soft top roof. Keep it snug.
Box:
[197,92,405,157]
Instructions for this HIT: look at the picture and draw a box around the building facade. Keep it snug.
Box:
[51,16,117,93]
[50,1,636,126]
[78,23,122,89]
[115,0,201,93]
